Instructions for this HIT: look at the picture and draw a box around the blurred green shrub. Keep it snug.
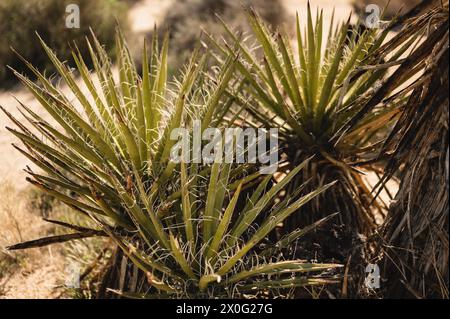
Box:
[0,0,129,88]
[153,0,287,75]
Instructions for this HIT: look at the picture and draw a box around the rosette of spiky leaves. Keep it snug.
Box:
[0,29,234,271]
[206,5,418,233]
[2,30,341,297]
[1,28,238,235]
[91,158,341,298]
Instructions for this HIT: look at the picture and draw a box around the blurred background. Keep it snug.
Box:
[0,0,418,298]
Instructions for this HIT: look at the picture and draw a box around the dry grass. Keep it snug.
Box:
[0,181,65,298]
[0,181,109,298]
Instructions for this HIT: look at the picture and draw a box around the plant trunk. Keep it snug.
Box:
[381,46,449,298]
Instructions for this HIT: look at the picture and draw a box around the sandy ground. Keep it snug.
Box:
[0,182,66,298]
[1,249,65,299]
[0,89,45,189]
[128,0,173,33]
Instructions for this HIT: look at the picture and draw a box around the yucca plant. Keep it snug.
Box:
[206,4,418,235]
[2,29,342,298]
